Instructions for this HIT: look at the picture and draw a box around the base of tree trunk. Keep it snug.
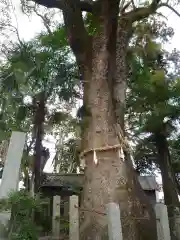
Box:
[79,150,157,240]
[155,133,180,240]
[168,207,180,240]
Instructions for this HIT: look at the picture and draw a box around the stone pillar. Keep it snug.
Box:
[52,195,61,238]
[106,202,123,240]
[69,195,79,240]
[155,203,171,240]
[0,132,26,198]
[0,132,26,237]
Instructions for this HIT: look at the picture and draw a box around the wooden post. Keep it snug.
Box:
[155,203,171,240]
[106,202,123,240]
[69,195,79,240]
[52,195,61,238]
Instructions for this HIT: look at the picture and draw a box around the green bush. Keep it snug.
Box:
[0,190,49,240]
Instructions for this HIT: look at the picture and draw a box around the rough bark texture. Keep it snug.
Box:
[78,3,157,238]
[113,19,157,240]
[113,20,131,130]
[29,0,161,239]
[33,92,46,193]
[155,132,180,240]
[24,171,31,191]
[32,92,46,226]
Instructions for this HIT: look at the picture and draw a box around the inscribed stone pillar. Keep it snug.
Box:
[0,132,26,199]
[106,202,123,240]
[0,131,26,237]
[155,203,171,240]
[52,195,61,238]
[69,195,79,240]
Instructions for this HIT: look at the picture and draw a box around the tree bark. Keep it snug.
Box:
[155,132,180,240]
[78,7,157,239]
[29,0,159,239]
[111,20,157,240]
[33,92,46,193]
[24,169,31,191]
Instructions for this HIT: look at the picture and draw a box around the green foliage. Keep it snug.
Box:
[133,136,158,174]
[125,19,180,174]
[51,115,81,173]
[0,24,81,180]
[40,26,68,50]
[55,138,81,173]
[84,13,99,36]
[127,40,180,133]
[48,111,70,125]
[0,24,79,137]
[0,190,49,240]
[16,106,29,122]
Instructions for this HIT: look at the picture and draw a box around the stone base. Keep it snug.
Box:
[0,211,11,239]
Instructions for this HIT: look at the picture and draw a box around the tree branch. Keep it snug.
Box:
[62,0,91,66]
[119,0,127,12]
[122,0,160,22]
[31,0,92,67]
[33,8,52,34]
[158,3,180,18]
[122,0,180,23]
[131,0,136,9]
[31,0,94,12]
[120,1,131,13]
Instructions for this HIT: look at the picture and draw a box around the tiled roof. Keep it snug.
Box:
[138,175,158,190]
[42,173,158,191]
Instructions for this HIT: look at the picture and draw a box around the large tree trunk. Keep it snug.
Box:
[112,19,158,240]
[78,5,157,237]
[29,0,162,238]
[155,132,180,240]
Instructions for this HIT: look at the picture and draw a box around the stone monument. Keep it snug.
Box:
[0,132,26,238]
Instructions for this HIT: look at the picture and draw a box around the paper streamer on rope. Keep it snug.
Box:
[93,150,98,165]
[118,147,125,161]
[79,143,127,166]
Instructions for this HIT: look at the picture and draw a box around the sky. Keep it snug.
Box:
[11,1,180,48]
[5,0,180,197]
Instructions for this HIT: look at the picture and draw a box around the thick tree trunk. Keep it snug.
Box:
[28,0,162,239]
[113,20,157,240]
[79,14,157,239]
[155,132,180,240]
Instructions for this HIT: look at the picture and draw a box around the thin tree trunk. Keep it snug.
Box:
[24,140,34,192]
[24,170,31,191]
[155,132,180,240]
[33,92,46,193]
[32,92,46,227]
